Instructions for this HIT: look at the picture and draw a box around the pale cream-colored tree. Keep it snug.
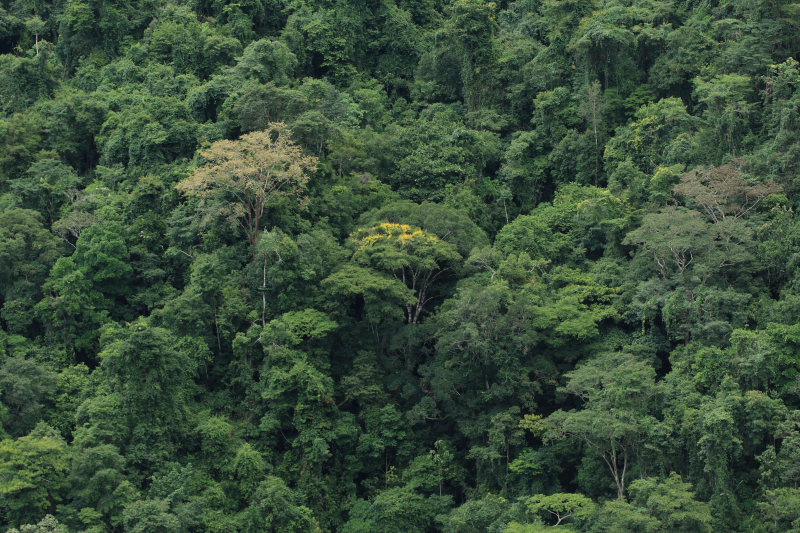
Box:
[177,123,318,247]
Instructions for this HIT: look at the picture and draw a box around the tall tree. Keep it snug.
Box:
[351,222,461,324]
[536,352,660,499]
[177,123,318,248]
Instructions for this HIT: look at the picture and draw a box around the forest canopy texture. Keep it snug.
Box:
[1,0,800,531]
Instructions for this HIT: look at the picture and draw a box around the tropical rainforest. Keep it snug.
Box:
[1,0,800,531]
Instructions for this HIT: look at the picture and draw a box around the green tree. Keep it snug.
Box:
[97,319,208,467]
[11,159,82,225]
[525,492,596,527]
[604,98,699,175]
[323,264,415,338]
[0,358,56,437]
[538,352,659,499]
[443,0,499,112]
[121,499,182,533]
[6,514,68,533]
[228,442,267,500]
[67,444,135,525]
[623,206,753,284]
[0,208,62,334]
[757,488,800,533]
[626,473,712,533]
[342,486,449,533]
[693,74,755,160]
[97,90,199,173]
[100,319,200,420]
[0,424,69,528]
[440,493,513,533]
[232,39,297,84]
[37,220,132,358]
[236,476,322,533]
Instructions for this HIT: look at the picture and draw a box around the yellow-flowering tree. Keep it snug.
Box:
[351,222,461,324]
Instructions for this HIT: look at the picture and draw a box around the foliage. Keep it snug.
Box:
[176,123,318,247]
[0,0,798,530]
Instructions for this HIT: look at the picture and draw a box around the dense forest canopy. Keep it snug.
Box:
[1,0,800,530]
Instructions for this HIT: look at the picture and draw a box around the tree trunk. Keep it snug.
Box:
[261,250,268,327]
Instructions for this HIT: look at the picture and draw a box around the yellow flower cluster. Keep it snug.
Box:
[357,222,439,248]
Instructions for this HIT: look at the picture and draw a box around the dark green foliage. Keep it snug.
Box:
[36,220,133,359]
[0,209,62,335]
[0,358,56,437]
[1,0,799,531]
